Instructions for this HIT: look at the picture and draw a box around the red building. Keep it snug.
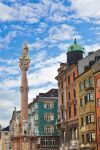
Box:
[56,39,84,150]
[66,64,79,144]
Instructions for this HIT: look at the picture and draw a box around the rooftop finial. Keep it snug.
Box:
[74,38,77,44]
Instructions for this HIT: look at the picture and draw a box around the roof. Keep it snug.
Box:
[35,89,58,99]
[67,39,85,53]
[39,89,58,98]
[1,126,9,131]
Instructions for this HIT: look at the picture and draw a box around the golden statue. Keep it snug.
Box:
[22,43,28,58]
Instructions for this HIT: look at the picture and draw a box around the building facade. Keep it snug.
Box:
[76,68,96,150]
[55,63,68,148]
[93,61,100,150]
[66,64,79,150]
[0,126,11,150]
[32,89,59,150]
[77,49,100,150]
[56,39,84,150]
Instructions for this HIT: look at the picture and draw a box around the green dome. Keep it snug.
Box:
[67,39,85,53]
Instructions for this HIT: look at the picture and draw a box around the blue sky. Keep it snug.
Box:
[0,0,100,127]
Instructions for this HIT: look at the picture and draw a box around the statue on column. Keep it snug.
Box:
[22,43,28,58]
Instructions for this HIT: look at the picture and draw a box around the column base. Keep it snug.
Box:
[11,135,37,150]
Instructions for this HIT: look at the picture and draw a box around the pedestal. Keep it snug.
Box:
[11,135,37,150]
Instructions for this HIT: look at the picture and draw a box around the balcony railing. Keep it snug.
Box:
[60,104,65,110]
[85,86,94,91]
[56,118,66,130]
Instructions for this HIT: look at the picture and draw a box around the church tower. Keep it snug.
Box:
[67,39,85,67]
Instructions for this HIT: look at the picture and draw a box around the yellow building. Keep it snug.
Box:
[76,68,97,150]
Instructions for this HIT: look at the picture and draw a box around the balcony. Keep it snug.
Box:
[56,118,66,130]
[60,104,65,110]
[85,86,94,91]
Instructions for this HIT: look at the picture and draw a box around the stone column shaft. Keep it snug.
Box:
[20,70,28,122]
[19,43,30,133]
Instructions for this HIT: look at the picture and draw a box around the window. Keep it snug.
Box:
[89,93,94,101]
[74,105,76,117]
[81,134,84,143]
[86,133,96,142]
[98,117,100,127]
[73,72,76,81]
[69,107,71,118]
[85,93,94,103]
[97,98,100,106]
[97,79,100,87]
[84,80,88,88]
[44,102,54,109]
[80,98,84,106]
[61,93,64,103]
[34,127,38,134]
[73,89,76,98]
[81,117,84,127]
[34,113,38,121]
[91,114,95,122]
[68,76,70,84]
[68,92,70,100]
[34,103,38,109]
[99,135,100,145]
[44,113,54,121]
[44,125,54,134]
[84,95,88,104]
[79,82,83,91]
[61,110,64,118]
[42,139,55,146]
[61,81,63,88]
[89,77,93,87]
[42,139,48,146]
[5,132,8,135]
[86,114,95,124]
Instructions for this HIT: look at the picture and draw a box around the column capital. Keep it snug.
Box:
[19,58,30,71]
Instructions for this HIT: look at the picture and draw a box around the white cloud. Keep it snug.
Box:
[70,0,100,23]
[0,89,20,127]
[28,84,57,103]
[46,0,69,22]
[29,40,45,51]
[0,0,70,24]
[49,14,67,22]
[0,31,17,49]
[0,58,18,65]
[2,79,20,89]
[0,2,39,23]
[0,66,19,75]
[30,51,47,67]
[28,52,66,87]
[48,24,81,42]
[84,43,100,55]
